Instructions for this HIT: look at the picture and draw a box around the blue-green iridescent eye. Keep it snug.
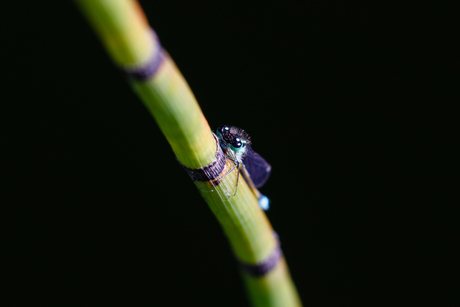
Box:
[219,140,228,148]
[229,139,246,151]
[216,125,230,138]
[229,144,242,151]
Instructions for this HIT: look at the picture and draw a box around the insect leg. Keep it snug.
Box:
[214,156,238,183]
[231,163,242,197]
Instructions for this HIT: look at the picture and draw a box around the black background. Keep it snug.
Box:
[2,1,454,306]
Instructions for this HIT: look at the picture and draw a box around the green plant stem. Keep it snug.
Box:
[75,1,302,306]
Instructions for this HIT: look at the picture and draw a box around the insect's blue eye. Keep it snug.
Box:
[230,144,242,151]
[220,140,228,148]
[230,139,245,151]
[216,125,230,137]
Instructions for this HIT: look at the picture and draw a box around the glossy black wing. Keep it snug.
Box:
[242,146,271,188]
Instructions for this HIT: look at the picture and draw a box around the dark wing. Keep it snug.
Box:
[242,146,271,188]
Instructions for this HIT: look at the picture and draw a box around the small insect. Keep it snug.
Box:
[215,125,271,210]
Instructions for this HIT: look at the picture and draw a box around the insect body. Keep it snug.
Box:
[215,125,271,210]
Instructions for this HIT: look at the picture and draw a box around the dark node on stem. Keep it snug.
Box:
[238,232,283,277]
[177,133,226,182]
[121,28,165,81]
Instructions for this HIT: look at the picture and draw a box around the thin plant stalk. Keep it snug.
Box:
[75,1,302,306]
